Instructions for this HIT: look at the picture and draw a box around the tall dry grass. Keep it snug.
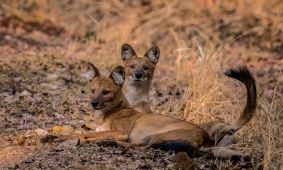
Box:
[174,35,282,169]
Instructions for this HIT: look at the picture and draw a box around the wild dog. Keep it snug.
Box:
[121,43,159,113]
[57,64,256,159]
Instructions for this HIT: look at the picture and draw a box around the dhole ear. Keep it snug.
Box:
[121,43,136,61]
[144,46,160,64]
[110,66,125,86]
[83,62,100,81]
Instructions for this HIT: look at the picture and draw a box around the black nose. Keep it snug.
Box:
[91,100,99,108]
[135,73,143,79]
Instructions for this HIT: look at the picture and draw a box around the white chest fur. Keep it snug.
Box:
[123,83,149,106]
[94,111,111,132]
[95,123,110,132]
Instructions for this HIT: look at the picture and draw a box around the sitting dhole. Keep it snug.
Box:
[121,43,160,113]
[61,63,256,159]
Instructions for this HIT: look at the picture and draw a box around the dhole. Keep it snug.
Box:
[60,63,256,159]
[121,43,159,113]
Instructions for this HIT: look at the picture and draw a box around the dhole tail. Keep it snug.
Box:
[225,66,257,130]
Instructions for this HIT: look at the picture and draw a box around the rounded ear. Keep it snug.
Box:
[121,43,136,61]
[144,46,160,64]
[82,62,100,81]
[110,66,125,86]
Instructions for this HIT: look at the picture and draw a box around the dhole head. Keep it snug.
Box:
[121,43,160,84]
[84,63,125,111]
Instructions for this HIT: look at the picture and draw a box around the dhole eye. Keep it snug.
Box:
[102,90,111,96]
[91,89,95,93]
[129,64,135,69]
[143,66,149,70]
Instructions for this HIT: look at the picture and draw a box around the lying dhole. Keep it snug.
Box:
[49,64,256,159]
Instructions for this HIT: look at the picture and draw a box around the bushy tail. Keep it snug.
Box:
[225,66,257,129]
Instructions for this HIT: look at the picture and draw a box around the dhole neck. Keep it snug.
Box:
[124,80,150,93]
[102,94,130,115]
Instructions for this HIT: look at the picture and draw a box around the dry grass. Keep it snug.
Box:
[1,0,282,169]
[179,44,283,169]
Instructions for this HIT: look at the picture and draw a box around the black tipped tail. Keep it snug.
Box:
[225,66,257,129]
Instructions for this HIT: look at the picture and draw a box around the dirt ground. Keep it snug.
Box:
[0,0,282,169]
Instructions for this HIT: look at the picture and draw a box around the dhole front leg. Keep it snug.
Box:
[63,131,128,142]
